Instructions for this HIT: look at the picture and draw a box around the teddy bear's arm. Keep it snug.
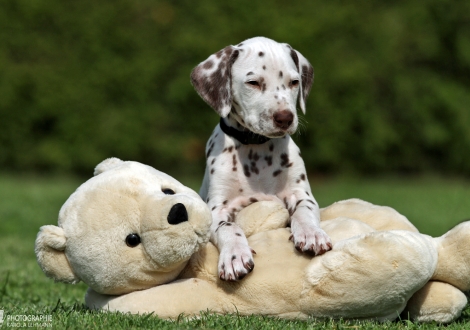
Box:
[85,278,234,318]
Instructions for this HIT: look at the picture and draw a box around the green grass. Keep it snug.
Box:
[0,173,469,329]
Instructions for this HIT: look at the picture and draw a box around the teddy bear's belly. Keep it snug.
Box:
[183,228,312,314]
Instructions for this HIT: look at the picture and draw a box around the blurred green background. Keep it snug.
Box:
[1,0,469,179]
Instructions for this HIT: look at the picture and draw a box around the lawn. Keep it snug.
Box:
[0,173,469,329]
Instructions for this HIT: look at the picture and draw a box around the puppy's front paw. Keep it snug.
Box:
[218,244,255,281]
[290,225,332,256]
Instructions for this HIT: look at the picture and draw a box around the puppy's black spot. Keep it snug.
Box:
[273,169,282,177]
[250,162,259,174]
[206,146,213,158]
[203,60,214,69]
[243,164,251,177]
[264,155,272,166]
[280,153,290,167]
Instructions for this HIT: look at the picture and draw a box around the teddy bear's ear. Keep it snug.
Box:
[93,157,124,176]
[35,225,80,284]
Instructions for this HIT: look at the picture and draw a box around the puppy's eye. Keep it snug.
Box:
[246,81,260,87]
[162,188,175,195]
[291,80,300,87]
[125,233,141,247]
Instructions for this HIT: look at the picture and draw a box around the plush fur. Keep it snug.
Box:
[36,159,470,323]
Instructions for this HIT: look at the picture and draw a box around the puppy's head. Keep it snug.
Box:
[191,37,314,138]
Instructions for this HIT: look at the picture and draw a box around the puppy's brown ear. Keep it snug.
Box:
[191,46,240,118]
[284,44,314,114]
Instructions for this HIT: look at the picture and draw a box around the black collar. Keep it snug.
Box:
[219,118,271,145]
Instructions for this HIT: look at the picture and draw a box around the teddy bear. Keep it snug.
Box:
[35,158,470,323]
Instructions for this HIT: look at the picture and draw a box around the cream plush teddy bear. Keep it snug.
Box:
[35,158,470,323]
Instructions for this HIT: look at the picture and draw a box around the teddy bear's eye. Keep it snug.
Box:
[162,188,175,195]
[125,233,141,247]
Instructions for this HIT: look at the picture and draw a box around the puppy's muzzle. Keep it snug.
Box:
[167,203,189,225]
[273,110,294,130]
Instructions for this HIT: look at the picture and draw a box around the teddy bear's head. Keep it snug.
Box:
[35,158,211,295]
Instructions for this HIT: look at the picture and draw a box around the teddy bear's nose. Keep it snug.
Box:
[167,203,188,225]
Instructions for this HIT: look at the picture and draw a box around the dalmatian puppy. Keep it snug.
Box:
[191,37,332,281]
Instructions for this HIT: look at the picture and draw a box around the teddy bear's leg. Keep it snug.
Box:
[299,230,437,321]
[320,199,419,232]
[85,278,234,319]
[320,217,376,244]
[401,280,467,324]
[402,221,470,323]
[432,221,470,291]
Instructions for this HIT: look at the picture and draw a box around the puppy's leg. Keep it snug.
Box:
[285,193,332,255]
[210,208,255,281]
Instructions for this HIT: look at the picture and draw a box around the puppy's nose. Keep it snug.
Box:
[273,110,294,130]
[167,203,188,225]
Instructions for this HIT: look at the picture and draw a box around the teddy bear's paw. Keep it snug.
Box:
[289,224,332,256]
[218,243,255,281]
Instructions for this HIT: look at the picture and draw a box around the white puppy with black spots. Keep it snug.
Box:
[191,37,332,281]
